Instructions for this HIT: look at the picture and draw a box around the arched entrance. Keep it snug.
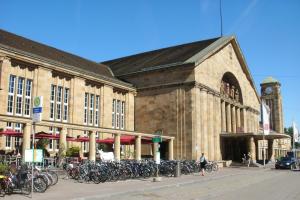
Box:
[219,72,248,162]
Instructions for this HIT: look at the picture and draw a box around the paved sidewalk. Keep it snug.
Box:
[2,167,299,200]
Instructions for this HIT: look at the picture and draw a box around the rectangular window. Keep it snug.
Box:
[116,100,120,129]
[84,93,88,124]
[56,86,62,121]
[24,80,32,116]
[89,94,94,125]
[14,123,22,148]
[15,77,24,115]
[112,99,116,128]
[63,88,69,122]
[5,122,12,149]
[83,131,88,152]
[95,95,100,126]
[50,85,56,120]
[48,127,54,150]
[7,75,16,114]
[121,101,125,130]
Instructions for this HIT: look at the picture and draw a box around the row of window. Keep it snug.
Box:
[7,75,127,129]
[7,75,32,117]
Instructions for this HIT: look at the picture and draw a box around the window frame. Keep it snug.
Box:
[7,75,16,115]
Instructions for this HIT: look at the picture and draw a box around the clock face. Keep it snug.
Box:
[265,86,273,95]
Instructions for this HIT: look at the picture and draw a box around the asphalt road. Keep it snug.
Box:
[3,167,300,200]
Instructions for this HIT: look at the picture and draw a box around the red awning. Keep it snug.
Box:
[34,131,59,139]
[74,136,90,142]
[0,129,23,137]
[96,135,152,145]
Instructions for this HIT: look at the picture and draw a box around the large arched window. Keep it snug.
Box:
[220,72,243,104]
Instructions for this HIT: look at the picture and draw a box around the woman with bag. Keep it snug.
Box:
[200,153,207,176]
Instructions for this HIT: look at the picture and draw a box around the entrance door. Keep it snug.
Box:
[221,137,248,162]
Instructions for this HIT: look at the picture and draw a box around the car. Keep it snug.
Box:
[275,156,296,169]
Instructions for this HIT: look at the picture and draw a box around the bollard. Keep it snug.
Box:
[174,161,181,177]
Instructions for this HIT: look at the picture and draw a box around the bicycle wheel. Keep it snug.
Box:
[212,163,219,171]
[0,180,5,197]
[21,180,32,195]
[205,164,212,173]
[48,171,58,185]
[33,176,47,193]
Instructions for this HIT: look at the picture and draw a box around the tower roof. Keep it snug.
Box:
[262,76,279,84]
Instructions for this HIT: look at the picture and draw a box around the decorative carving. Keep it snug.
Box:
[235,90,239,102]
[220,81,225,95]
[226,83,230,98]
[230,85,235,99]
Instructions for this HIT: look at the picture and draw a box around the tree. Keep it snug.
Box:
[36,139,50,157]
[284,126,300,148]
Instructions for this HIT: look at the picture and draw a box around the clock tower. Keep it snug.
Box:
[260,77,284,133]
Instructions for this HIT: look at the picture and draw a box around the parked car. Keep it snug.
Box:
[275,156,296,169]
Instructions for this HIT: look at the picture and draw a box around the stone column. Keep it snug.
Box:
[59,127,67,164]
[226,103,232,132]
[168,139,174,160]
[268,139,275,162]
[22,123,31,162]
[231,105,236,133]
[207,92,214,160]
[242,108,247,133]
[249,136,256,163]
[200,89,208,155]
[236,107,241,132]
[214,97,222,161]
[221,101,226,132]
[135,135,141,161]
[114,134,121,161]
[89,131,96,161]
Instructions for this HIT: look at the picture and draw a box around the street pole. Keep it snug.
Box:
[263,134,265,168]
[31,122,35,197]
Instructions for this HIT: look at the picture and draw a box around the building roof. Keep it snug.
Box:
[262,76,279,84]
[102,37,220,76]
[0,29,114,79]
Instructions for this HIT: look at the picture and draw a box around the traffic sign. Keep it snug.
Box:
[32,96,43,122]
[33,107,42,114]
[152,136,162,143]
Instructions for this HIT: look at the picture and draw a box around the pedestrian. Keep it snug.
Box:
[200,153,207,176]
[247,152,252,167]
[242,153,247,165]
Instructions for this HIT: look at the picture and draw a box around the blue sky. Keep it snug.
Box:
[1,0,299,128]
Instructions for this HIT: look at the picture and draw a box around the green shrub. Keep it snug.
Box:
[66,147,80,157]
[0,163,9,175]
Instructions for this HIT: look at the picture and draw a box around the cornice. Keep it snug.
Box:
[0,46,136,92]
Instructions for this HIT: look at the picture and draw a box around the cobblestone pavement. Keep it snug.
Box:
[2,168,300,200]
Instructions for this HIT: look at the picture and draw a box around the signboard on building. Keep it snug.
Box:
[32,96,43,122]
[24,149,43,163]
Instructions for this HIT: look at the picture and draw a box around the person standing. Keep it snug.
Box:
[200,153,207,176]
[247,152,252,167]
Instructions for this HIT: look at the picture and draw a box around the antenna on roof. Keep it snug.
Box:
[219,0,223,37]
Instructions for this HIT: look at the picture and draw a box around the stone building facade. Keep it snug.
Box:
[0,29,174,162]
[104,36,290,161]
[0,29,289,162]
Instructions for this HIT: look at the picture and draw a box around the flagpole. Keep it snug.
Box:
[263,134,265,167]
[293,121,296,160]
